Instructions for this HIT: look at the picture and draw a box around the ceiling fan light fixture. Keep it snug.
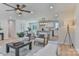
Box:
[16,9,22,16]
[16,11,22,16]
[18,14,21,16]
[3,3,31,16]
[16,10,21,13]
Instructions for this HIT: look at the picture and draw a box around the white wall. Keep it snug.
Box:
[15,18,38,32]
[0,14,49,39]
[0,19,8,39]
[74,5,79,52]
[58,15,75,44]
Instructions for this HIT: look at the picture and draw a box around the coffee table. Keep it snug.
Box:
[6,41,32,56]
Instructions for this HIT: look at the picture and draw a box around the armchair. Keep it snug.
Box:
[34,34,48,46]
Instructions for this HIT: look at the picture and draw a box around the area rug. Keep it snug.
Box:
[0,44,43,56]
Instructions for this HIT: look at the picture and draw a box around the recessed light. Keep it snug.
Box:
[50,6,53,9]
[55,14,58,17]
[31,11,33,14]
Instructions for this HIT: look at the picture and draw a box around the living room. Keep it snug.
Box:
[0,3,78,56]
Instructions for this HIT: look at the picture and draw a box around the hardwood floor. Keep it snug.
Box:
[0,38,17,46]
[58,44,79,56]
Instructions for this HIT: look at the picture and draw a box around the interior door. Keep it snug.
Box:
[8,20,16,39]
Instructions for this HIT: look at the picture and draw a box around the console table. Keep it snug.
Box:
[0,33,4,40]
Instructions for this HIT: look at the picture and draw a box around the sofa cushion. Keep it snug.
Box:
[35,38,44,42]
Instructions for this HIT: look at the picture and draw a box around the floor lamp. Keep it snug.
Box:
[64,24,74,48]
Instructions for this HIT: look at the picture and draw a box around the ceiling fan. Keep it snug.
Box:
[3,3,31,15]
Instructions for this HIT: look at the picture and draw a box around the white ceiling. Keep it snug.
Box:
[0,3,77,21]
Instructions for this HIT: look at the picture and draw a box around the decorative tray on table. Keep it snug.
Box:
[12,42,24,46]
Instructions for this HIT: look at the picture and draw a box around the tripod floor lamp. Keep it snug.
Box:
[64,24,74,48]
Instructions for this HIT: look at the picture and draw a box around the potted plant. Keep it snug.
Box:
[0,28,2,30]
[0,28,3,33]
[17,32,25,41]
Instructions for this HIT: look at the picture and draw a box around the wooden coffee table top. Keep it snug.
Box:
[7,41,32,48]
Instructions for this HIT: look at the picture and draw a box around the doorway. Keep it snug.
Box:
[8,20,16,39]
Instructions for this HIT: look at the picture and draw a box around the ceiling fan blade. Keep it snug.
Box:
[3,3,15,8]
[21,10,31,13]
[6,9,14,11]
[21,5,26,9]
